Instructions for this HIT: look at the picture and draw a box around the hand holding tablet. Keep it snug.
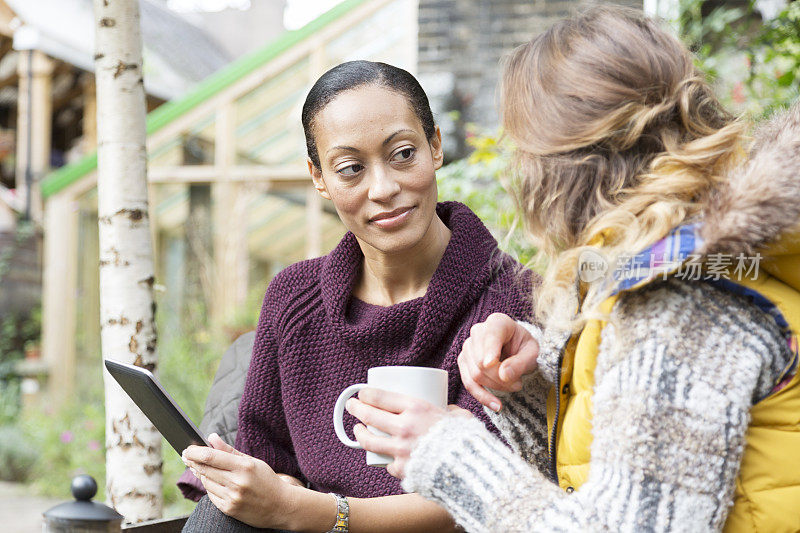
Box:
[104,359,209,456]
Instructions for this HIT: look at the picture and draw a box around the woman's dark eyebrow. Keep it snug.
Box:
[327,129,416,156]
[383,129,415,146]
[327,145,359,155]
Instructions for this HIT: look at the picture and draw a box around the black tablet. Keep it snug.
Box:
[104,359,210,456]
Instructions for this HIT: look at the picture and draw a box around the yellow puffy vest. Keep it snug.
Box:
[548,227,800,532]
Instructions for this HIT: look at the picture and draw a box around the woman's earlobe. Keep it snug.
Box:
[307,159,331,200]
[312,179,331,200]
[315,186,331,200]
[434,149,444,170]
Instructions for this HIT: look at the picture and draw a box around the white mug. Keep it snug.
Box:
[333,366,448,467]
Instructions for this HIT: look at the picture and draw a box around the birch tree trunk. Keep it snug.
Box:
[94,0,162,520]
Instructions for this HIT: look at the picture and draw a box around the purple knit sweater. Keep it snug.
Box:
[181,201,535,499]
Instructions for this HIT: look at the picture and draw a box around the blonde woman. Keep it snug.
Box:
[345,6,800,531]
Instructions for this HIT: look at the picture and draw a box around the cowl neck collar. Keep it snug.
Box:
[320,201,500,365]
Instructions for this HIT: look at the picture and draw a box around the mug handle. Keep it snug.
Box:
[333,383,367,449]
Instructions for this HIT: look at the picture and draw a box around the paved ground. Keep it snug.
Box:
[0,482,196,531]
[0,481,62,532]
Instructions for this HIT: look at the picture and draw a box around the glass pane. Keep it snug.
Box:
[149,112,217,168]
[233,58,310,166]
[75,187,101,398]
[149,181,345,332]
[244,186,344,268]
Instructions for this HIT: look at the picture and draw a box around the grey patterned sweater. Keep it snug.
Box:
[401,278,792,532]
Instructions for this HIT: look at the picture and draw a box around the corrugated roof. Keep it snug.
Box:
[7,0,231,100]
[139,0,231,83]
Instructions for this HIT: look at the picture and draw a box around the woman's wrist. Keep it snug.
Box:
[280,483,338,533]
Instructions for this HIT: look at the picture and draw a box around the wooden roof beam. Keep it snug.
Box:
[147,164,308,184]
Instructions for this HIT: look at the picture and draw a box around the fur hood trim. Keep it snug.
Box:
[698,102,800,258]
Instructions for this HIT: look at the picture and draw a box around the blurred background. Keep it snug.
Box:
[0,0,797,523]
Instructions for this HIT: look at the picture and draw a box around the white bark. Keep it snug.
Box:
[94,0,162,521]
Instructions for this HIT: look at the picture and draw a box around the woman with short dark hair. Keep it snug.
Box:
[179,60,535,532]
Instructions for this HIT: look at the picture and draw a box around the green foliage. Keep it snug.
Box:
[0,380,20,425]
[20,399,105,498]
[0,221,42,426]
[217,284,265,345]
[158,326,223,426]
[0,314,24,425]
[0,424,38,481]
[754,1,800,115]
[0,306,41,425]
[681,0,800,118]
[437,128,537,266]
[0,219,36,284]
[156,333,227,507]
[162,442,198,515]
[17,302,223,514]
[679,0,749,57]
[158,316,229,514]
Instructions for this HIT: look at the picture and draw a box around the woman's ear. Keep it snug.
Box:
[308,158,331,200]
[430,125,444,171]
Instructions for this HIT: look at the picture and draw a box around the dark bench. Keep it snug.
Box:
[123,516,189,532]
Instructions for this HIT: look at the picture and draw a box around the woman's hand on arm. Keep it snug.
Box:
[458,312,540,411]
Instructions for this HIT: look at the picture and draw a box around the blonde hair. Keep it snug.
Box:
[501,5,746,330]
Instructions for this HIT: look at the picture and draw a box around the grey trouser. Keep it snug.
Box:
[182,495,293,533]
